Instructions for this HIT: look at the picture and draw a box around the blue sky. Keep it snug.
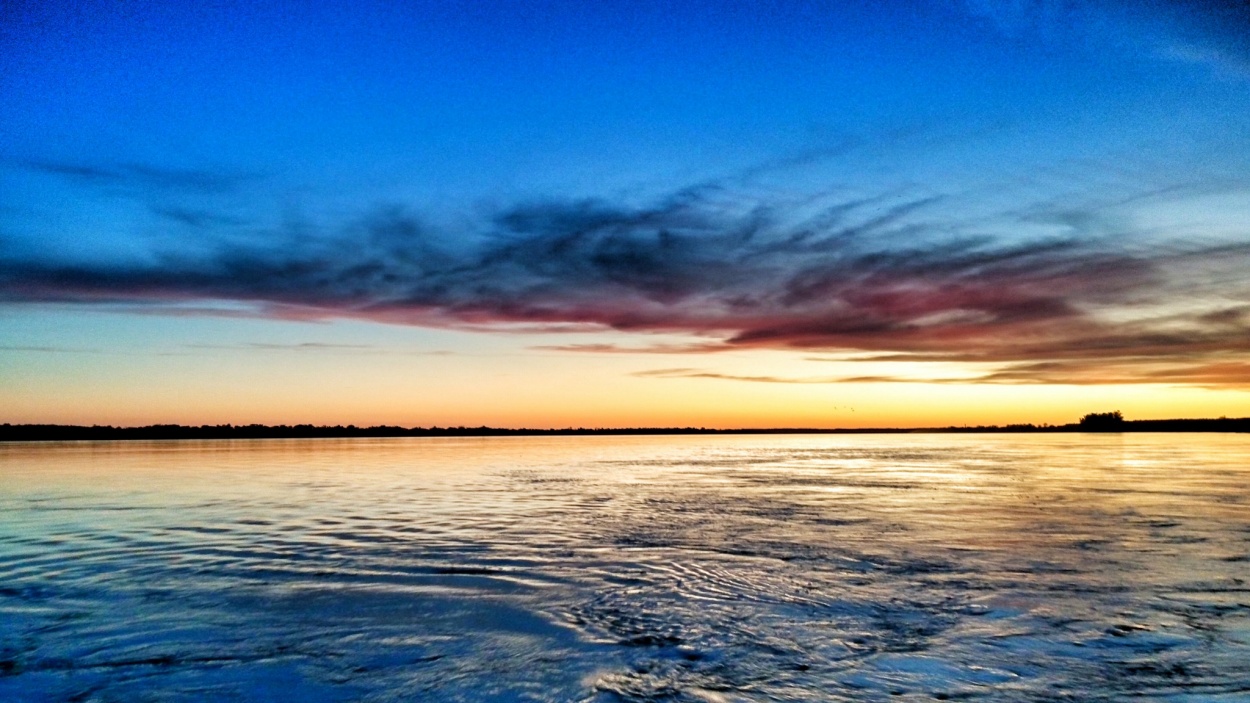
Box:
[2,1,1249,425]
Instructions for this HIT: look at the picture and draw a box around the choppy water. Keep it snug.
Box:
[1,434,1248,702]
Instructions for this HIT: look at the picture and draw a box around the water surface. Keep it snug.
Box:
[2,434,1248,701]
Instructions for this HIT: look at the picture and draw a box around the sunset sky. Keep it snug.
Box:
[3,0,1249,427]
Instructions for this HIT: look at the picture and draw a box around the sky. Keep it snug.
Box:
[2,0,1249,428]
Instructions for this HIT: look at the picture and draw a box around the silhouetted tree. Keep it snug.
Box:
[1079,411,1125,431]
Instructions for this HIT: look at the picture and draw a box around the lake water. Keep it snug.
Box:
[1,434,1248,702]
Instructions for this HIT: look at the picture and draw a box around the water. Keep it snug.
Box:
[1,434,1248,702]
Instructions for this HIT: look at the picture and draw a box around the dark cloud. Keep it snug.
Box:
[1,178,1248,386]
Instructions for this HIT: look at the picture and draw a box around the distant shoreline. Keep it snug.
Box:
[2,418,1248,442]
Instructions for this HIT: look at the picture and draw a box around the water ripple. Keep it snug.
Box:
[1,435,1248,701]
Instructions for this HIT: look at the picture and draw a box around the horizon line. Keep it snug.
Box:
[3,417,1249,442]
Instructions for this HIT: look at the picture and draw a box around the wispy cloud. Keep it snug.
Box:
[1,170,1247,386]
[962,358,1250,388]
[151,206,250,229]
[184,342,455,355]
[955,0,1250,79]
[14,159,259,195]
[636,358,1250,389]
[530,342,734,354]
[187,342,375,352]
[633,368,847,384]
[0,344,98,354]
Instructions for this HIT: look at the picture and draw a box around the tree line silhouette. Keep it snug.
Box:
[1,413,1246,441]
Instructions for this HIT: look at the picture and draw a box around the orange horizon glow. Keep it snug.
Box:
[3,311,1247,431]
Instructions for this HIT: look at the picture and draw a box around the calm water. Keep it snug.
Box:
[1,434,1248,702]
